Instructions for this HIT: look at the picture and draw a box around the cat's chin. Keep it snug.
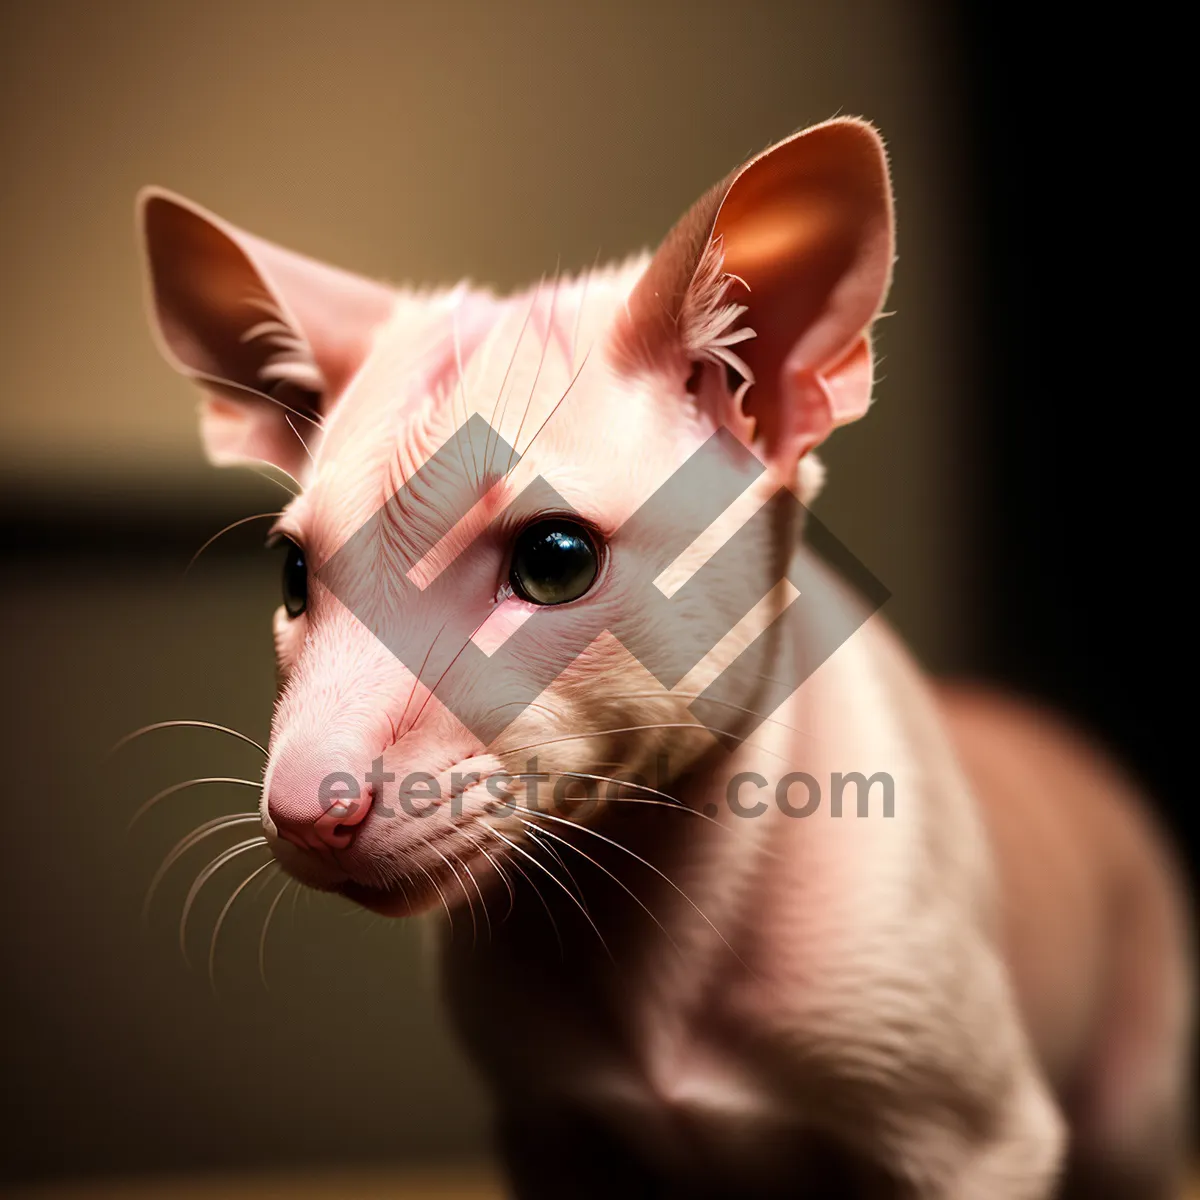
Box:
[338,848,492,918]
[337,879,427,917]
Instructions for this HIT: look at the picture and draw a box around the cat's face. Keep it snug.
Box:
[138,118,893,914]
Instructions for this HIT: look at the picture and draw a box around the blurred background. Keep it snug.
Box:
[0,0,1189,1195]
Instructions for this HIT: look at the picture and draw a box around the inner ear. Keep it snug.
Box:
[140,192,326,405]
[619,119,894,466]
[138,188,396,475]
[683,359,744,397]
[708,124,892,453]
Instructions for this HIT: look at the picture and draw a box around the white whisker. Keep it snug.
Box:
[284,414,317,469]
[431,845,477,945]
[456,850,493,943]
[504,771,730,835]
[451,303,480,489]
[465,831,516,922]
[110,720,267,759]
[143,812,261,921]
[514,805,747,972]
[488,276,544,477]
[506,265,561,477]
[521,823,587,907]
[570,253,600,373]
[208,860,277,989]
[179,837,268,966]
[479,826,562,952]
[259,876,293,989]
[602,691,830,745]
[185,513,282,575]
[250,463,302,497]
[485,280,542,478]
[517,815,679,953]
[497,721,794,767]
[485,826,613,962]
[129,777,261,828]
[506,345,592,474]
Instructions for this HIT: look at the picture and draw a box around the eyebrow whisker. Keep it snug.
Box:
[506,343,592,475]
[185,513,283,575]
[503,263,561,479]
[485,278,542,483]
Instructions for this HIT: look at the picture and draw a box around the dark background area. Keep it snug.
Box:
[1,0,1189,1192]
[955,2,1190,833]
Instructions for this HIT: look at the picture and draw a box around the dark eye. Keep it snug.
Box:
[510,519,600,606]
[280,539,308,618]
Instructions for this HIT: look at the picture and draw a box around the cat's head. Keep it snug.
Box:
[138,118,894,914]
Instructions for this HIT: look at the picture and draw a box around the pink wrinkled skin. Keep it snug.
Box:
[139,119,1192,1198]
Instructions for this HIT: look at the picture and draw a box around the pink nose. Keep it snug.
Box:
[269,781,374,856]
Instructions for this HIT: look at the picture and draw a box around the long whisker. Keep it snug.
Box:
[502,771,730,835]
[508,344,592,473]
[483,697,564,721]
[245,380,324,430]
[478,826,562,951]
[484,825,613,962]
[512,805,747,972]
[250,464,301,497]
[462,828,515,922]
[521,823,588,908]
[517,815,680,953]
[397,618,450,738]
[179,837,268,966]
[128,777,261,828]
[489,274,547,478]
[496,723,733,759]
[497,722,793,767]
[431,845,477,946]
[409,609,494,733]
[185,513,282,575]
[448,373,474,497]
[110,721,268,759]
[208,860,276,989]
[142,812,261,921]
[589,794,741,833]
[413,861,456,929]
[485,279,542,479]
[570,252,601,373]
[259,877,293,989]
[283,414,317,470]
[504,264,561,478]
[507,768,680,809]
[451,303,480,490]
[455,849,492,943]
[601,691,830,745]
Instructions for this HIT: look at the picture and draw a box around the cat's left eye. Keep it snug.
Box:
[509,519,600,606]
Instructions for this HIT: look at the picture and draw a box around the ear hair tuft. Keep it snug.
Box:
[679,237,757,388]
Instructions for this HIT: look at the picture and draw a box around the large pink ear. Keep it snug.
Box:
[620,118,894,468]
[137,189,396,479]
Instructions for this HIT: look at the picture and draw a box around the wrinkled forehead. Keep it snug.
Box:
[295,264,696,562]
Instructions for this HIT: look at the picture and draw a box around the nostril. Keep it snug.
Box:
[314,785,375,851]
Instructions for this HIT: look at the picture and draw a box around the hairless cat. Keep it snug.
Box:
[138,119,1192,1198]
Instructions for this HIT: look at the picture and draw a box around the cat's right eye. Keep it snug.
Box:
[274,537,308,618]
